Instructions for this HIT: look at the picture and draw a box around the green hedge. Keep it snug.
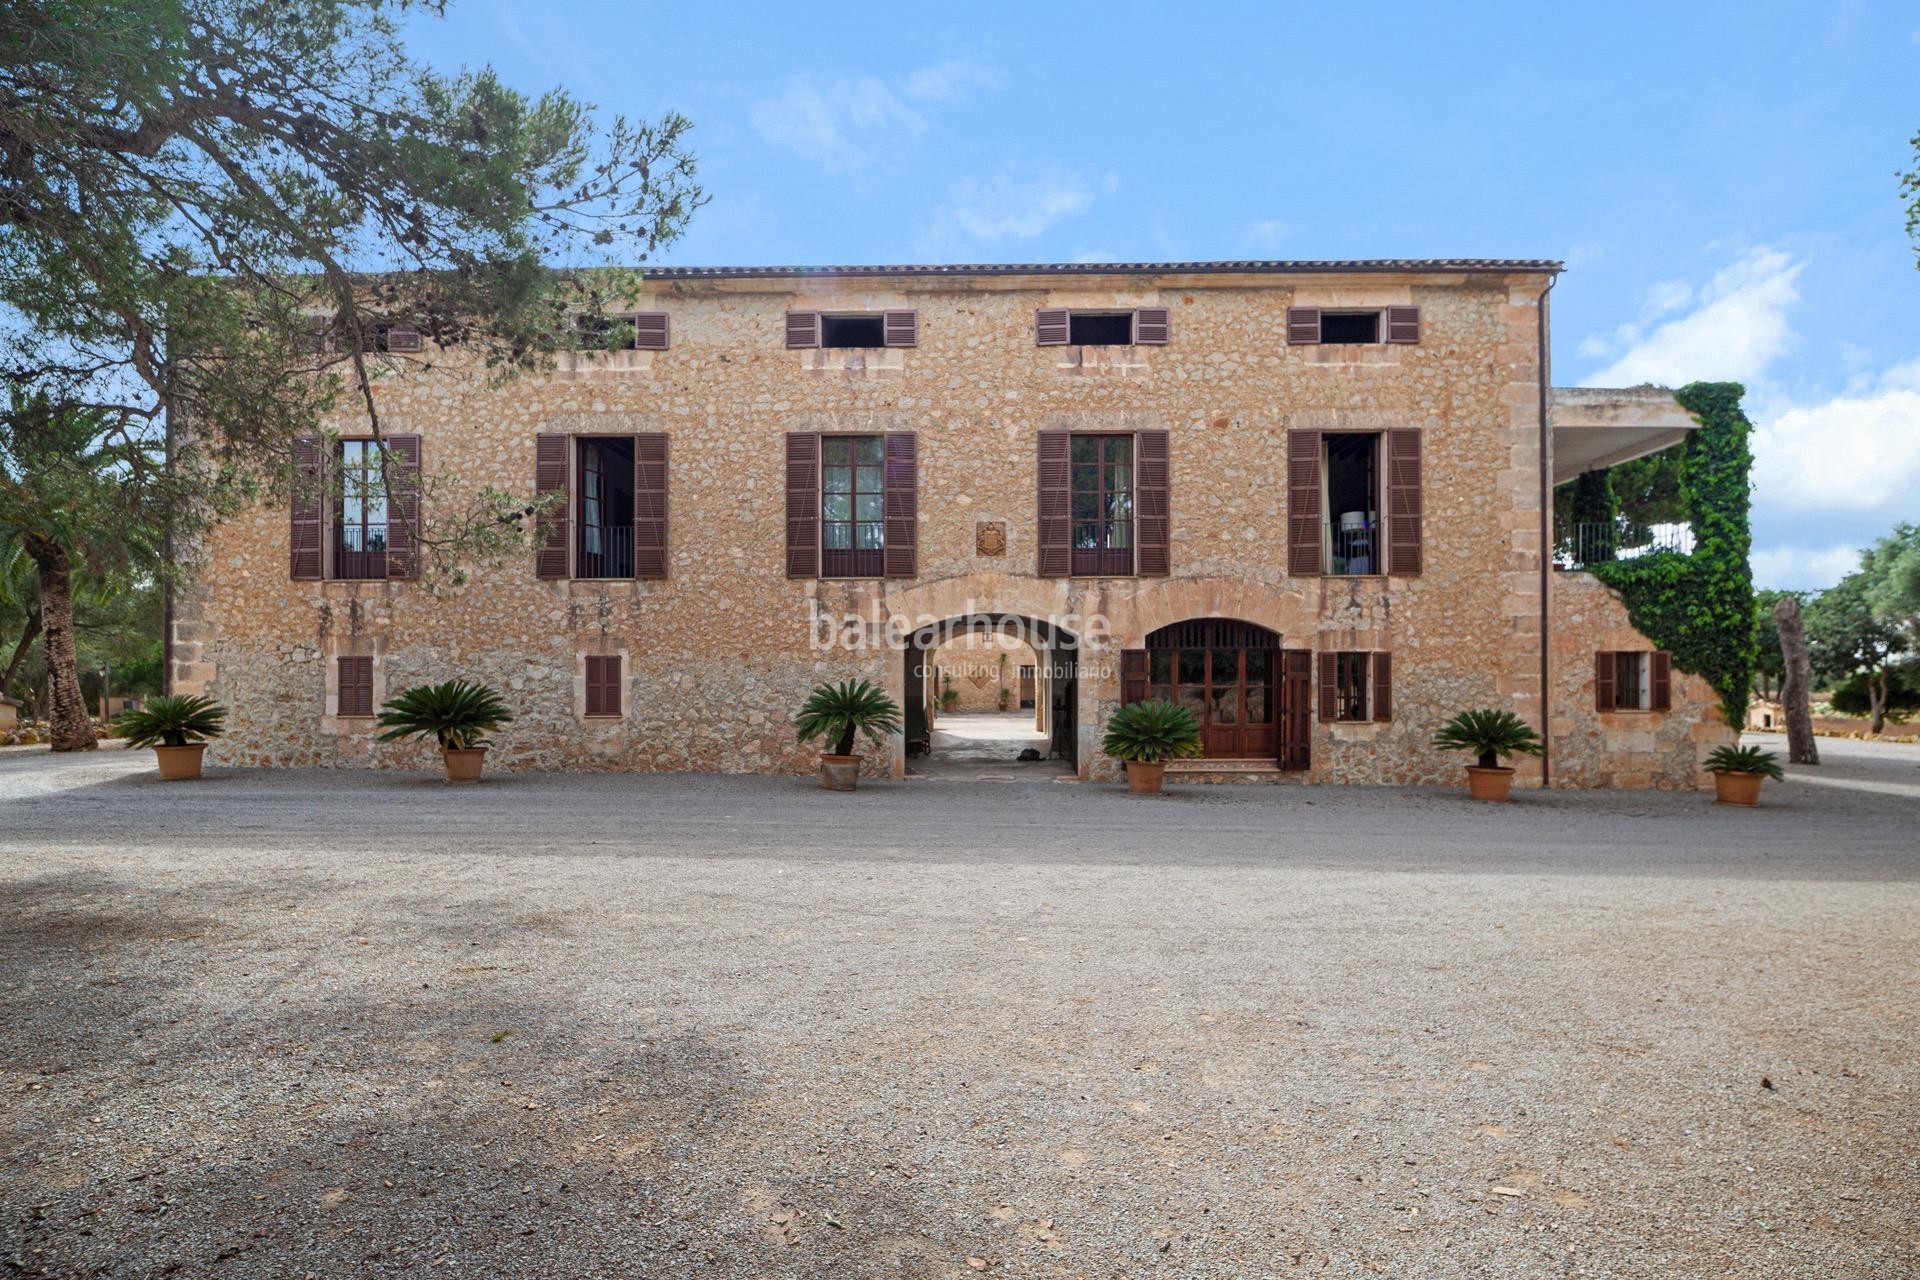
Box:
[1588,382,1755,728]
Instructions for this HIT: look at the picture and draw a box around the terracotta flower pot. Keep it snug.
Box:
[1465,765,1515,802]
[820,754,862,792]
[1124,759,1167,795]
[442,747,488,783]
[153,743,208,781]
[1712,770,1764,806]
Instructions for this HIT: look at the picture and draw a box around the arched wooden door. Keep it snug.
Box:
[1143,619,1279,759]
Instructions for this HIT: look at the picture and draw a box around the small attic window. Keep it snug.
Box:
[820,314,887,349]
[1319,312,1380,345]
[1068,313,1135,346]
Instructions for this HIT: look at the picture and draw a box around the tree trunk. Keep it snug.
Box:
[1869,671,1887,735]
[0,605,41,700]
[25,536,96,752]
[1774,595,1818,766]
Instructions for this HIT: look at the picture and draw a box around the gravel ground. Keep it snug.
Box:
[2,741,1916,1279]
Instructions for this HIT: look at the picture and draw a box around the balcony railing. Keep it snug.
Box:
[1556,521,1695,570]
[1328,518,1379,576]
[336,524,388,580]
[577,524,635,579]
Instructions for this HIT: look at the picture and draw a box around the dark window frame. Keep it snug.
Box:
[1331,652,1372,722]
[1319,311,1382,345]
[574,436,637,581]
[820,434,886,578]
[334,439,390,581]
[819,313,889,349]
[1069,433,1135,576]
[1613,650,1648,711]
[1323,431,1384,577]
[1067,311,1137,346]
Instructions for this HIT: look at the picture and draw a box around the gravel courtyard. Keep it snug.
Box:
[3,740,1916,1279]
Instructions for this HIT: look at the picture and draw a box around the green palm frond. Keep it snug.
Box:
[1704,744,1785,780]
[115,695,226,749]
[1101,700,1204,764]
[1432,708,1543,769]
[795,678,901,757]
[376,680,512,750]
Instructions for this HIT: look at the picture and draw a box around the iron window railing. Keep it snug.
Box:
[1555,522,1695,570]
[335,524,389,580]
[1328,518,1380,576]
[577,525,635,580]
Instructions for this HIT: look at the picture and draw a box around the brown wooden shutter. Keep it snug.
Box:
[382,326,423,353]
[883,432,917,578]
[785,432,820,578]
[1279,649,1312,770]
[1036,307,1070,346]
[534,433,570,580]
[1036,429,1071,577]
[290,435,324,580]
[1134,429,1170,577]
[1120,649,1148,706]
[1385,305,1421,344]
[337,656,373,717]
[1287,307,1321,345]
[1385,428,1424,576]
[633,433,668,580]
[785,311,820,349]
[585,655,621,717]
[1595,651,1616,712]
[1372,651,1393,722]
[1650,650,1672,711]
[1133,307,1170,345]
[1318,651,1338,723]
[384,434,422,581]
[1287,430,1323,576]
[883,310,918,348]
[631,311,670,351]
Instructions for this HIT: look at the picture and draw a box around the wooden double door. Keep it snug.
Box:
[1124,620,1311,767]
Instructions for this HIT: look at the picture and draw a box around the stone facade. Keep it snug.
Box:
[930,631,1035,716]
[170,261,1731,786]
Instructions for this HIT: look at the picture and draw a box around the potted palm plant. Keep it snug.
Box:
[1703,744,1784,805]
[1101,700,1203,795]
[1432,708,1543,802]
[376,680,512,782]
[115,695,227,780]
[795,677,902,791]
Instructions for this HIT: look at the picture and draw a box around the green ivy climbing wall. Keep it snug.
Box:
[1588,382,1756,728]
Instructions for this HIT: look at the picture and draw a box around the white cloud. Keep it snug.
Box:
[750,61,1002,167]
[1248,219,1290,251]
[1751,358,1920,512]
[918,166,1101,257]
[1581,247,1802,387]
[1750,544,1863,592]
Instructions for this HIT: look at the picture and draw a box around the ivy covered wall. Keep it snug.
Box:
[1587,382,1756,728]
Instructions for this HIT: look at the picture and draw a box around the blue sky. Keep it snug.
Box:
[403,1,1920,591]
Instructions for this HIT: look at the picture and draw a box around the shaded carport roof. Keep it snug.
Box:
[1550,386,1698,485]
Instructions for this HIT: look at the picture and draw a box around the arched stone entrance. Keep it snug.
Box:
[902,612,1080,779]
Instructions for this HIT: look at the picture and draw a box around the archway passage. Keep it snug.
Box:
[1131,619,1292,760]
[905,614,1078,780]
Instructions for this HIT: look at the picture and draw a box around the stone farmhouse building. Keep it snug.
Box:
[170,260,1729,787]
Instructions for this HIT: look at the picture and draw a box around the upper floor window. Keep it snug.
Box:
[822,435,886,577]
[1287,306,1421,346]
[335,440,390,580]
[1324,432,1380,576]
[575,311,670,351]
[1071,434,1134,576]
[1036,307,1170,347]
[786,310,917,349]
[577,436,636,579]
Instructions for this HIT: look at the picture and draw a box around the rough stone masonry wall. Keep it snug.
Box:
[931,632,1036,714]
[170,266,1697,785]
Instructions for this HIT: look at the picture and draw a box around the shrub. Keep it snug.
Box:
[1101,700,1203,765]
[1703,744,1785,781]
[1432,709,1544,770]
[376,680,511,750]
[115,695,227,749]
[795,678,902,757]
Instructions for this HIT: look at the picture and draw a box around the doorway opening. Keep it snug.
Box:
[905,614,1079,780]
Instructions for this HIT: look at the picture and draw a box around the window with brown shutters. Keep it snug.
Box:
[334,439,390,580]
[633,433,669,579]
[1371,652,1393,722]
[1286,307,1321,345]
[534,433,571,579]
[290,436,324,580]
[1650,650,1672,711]
[790,312,916,350]
[1324,433,1380,576]
[576,436,635,579]
[337,656,374,717]
[1599,650,1670,712]
[821,435,885,578]
[882,311,918,348]
[1035,429,1071,577]
[784,432,821,578]
[384,435,421,581]
[1288,306,1422,346]
[1120,649,1148,706]
[584,655,622,718]
[1286,430,1323,576]
[1279,649,1312,770]
[1035,308,1171,347]
[1595,650,1617,712]
[1385,305,1421,344]
[785,310,820,349]
[1134,430,1170,577]
[632,312,670,351]
[1320,651,1374,722]
[1069,434,1135,576]
[882,432,917,579]
[1385,429,1424,576]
